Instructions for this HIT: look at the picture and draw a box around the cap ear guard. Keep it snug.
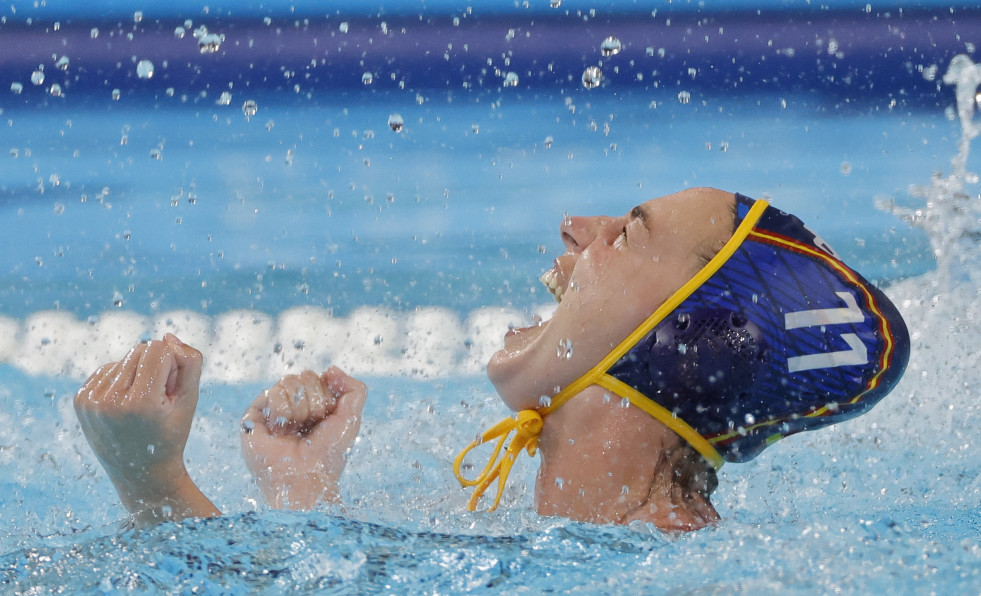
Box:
[647,309,767,402]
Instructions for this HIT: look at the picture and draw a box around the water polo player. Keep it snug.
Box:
[454,187,910,531]
[74,187,908,532]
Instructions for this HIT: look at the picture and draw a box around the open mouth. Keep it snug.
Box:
[502,265,564,341]
[540,267,565,303]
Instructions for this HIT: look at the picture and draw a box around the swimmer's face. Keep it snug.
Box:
[487,187,736,410]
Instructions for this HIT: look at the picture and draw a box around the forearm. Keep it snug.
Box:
[255,466,340,510]
[111,463,220,527]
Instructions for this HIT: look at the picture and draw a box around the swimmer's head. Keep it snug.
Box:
[487,188,736,414]
[596,194,911,464]
[464,189,909,512]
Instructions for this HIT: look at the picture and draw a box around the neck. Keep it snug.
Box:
[534,385,719,533]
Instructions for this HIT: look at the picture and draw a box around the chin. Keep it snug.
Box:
[485,342,534,410]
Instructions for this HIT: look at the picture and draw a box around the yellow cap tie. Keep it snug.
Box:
[452,409,543,512]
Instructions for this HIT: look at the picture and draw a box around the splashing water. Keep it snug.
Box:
[3,21,981,593]
[387,113,405,133]
[879,54,981,286]
[581,66,603,89]
[600,36,622,57]
[242,99,258,120]
[135,59,154,80]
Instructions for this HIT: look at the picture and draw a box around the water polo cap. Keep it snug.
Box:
[454,194,910,512]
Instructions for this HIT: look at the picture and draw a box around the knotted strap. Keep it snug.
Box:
[452,409,543,512]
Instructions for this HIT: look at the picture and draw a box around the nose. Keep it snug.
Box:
[560,214,620,252]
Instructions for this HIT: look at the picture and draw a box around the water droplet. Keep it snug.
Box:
[55,55,69,71]
[581,66,603,89]
[31,70,44,86]
[550,0,562,7]
[136,59,155,79]
[149,148,162,160]
[840,162,852,176]
[265,119,275,131]
[554,477,565,489]
[217,91,232,106]
[677,90,691,104]
[198,33,223,54]
[600,36,622,57]
[620,397,631,408]
[362,71,374,85]
[242,99,258,120]
[113,291,124,307]
[90,27,99,39]
[744,413,756,425]
[503,71,519,87]
[10,82,23,95]
[133,11,143,23]
[387,113,404,133]
[339,22,349,33]
[538,395,552,408]
[543,135,554,149]
[146,443,155,455]
[48,84,62,97]
[556,337,573,359]
[174,26,185,39]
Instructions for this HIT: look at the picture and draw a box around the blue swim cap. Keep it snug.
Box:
[455,194,910,511]
[601,194,910,464]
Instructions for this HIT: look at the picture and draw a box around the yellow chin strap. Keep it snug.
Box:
[453,198,770,512]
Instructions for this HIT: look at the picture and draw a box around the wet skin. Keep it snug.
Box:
[485,187,735,529]
[486,187,736,411]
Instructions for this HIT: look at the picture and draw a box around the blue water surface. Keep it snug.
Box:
[3,2,981,594]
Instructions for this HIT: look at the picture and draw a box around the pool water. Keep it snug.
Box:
[3,2,981,593]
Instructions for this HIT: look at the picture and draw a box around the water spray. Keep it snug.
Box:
[879,54,981,284]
